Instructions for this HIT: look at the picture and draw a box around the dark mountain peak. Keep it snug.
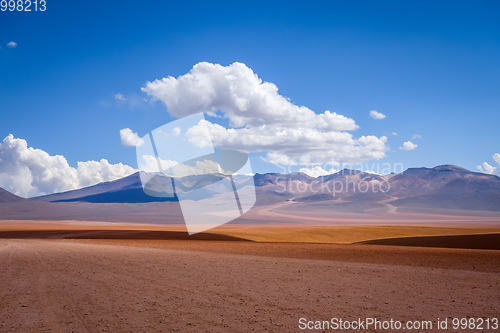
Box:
[432,164,470,172]
[253,173,280,186]
[0,187,25,203]
[33,171,143,201]
[253,172,314,186]
[403,166,433,174]
[285,172,315,182]
[339,168,362,175]
[313,169,362,182]
[400,164,469,178]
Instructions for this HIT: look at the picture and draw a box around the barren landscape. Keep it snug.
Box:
[1,218,499,332]
[1,165,500,332]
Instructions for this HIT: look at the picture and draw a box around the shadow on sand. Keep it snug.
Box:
[0,230,251,241]
[357,233,500,250]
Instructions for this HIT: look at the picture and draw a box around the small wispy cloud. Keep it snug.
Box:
[120,128,144,147]
[412,134,421,140]
[369,110,386,120]
[172,127,181,136]
[7,41,17,48]
[400,141,417,151]
[114,93,126,101]
[477,153,500,175]
[391,132,397,136]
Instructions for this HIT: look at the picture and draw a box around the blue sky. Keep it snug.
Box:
[1,0,499,196]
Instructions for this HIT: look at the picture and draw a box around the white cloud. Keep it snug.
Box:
[114,93,126,101]
[391,132,397,136]
[477,162,496,175]
[138,154,177,173]
[494,153,500,165]
[0,135,136,197]
[264,152,296,166]
[7,41,17,48]
[138,154,222,178]
[186,119,388,165]
[171,159,223,178]
[298,166,339,178]
[76,159,136,189]
[412,134,421,140]
[120,128,144,147]
[369,110,386,120]
[400,141,418,151]
[172,127,181,136]
[143,62,388,165]
[477,153,500,175]
[143,62,358,131]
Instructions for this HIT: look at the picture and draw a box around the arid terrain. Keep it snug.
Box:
[0,219,499,332]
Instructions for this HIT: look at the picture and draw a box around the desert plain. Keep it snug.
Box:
[1,202,499,332]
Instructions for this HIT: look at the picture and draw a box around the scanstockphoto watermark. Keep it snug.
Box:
[299,317,499,331]
[273,162,403,196]
[299,317,433,330]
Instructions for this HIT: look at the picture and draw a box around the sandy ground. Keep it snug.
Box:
[2,200,500,225]
[0,238,499,332]
[254,202,500,225]
[2,220,500,243]
[1,221,499,332]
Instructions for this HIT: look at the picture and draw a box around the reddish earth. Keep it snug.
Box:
[0,222,499,332]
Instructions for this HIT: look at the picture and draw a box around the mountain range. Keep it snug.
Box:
[31,164,500,211]
[0,165,499,223]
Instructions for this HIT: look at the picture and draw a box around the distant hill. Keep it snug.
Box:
[0,188,24,203]
[389,167,500,211]
[34,172,176,203]
[23,164,500,212]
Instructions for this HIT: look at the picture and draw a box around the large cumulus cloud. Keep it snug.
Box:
[142,62,388,165]
[0,135,136,197]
